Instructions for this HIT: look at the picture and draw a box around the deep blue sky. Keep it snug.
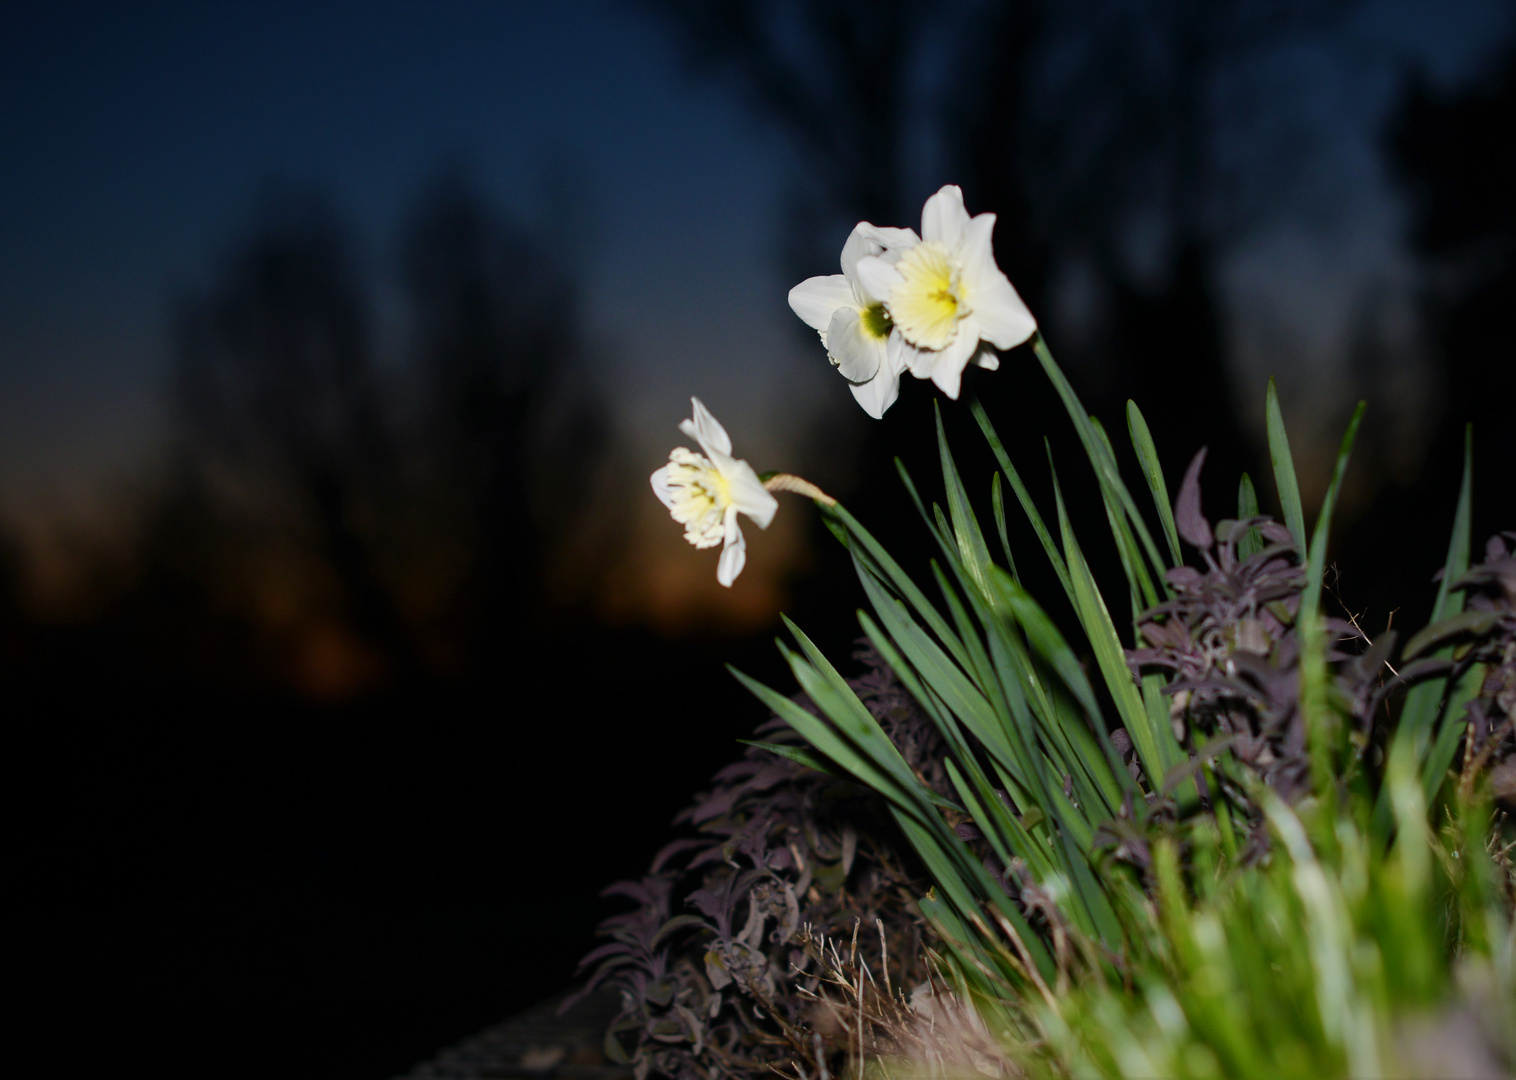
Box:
[1,0,1510,537]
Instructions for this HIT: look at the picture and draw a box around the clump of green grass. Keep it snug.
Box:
[737,333,1514,1077]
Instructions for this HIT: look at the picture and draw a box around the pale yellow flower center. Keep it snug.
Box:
[889,241,967,351]
[663,447,730,548]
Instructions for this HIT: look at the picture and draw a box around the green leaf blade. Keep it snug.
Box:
[970,397,1075,608]
[1299,401,1366,630]
[1266,378,1307,553]
[1127,399,1183,567]
[1237,473,1263,560]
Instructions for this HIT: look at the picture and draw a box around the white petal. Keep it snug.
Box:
[901,335,939,379]
[971,272,1038,350]
[839,225,881,282]
[972,346,1000,370]
[854,255,901,306]
[927,329,980,399]
[861,223,921,252]
[921,185,970,248]
[788,275,855,337]
[650,463,677,509]
[717,509,746,587]
[679,396,731,457]
[843,222,920,281]
[959,213,1037,349]
[887,330,921,375]
[724,460,779,529]
[826,307,883,382]
[849,363,902,419]
[958,212,998,289]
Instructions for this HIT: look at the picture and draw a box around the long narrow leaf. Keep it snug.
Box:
[945,757,1056,887]
[991,471,1019,577]
[987,569,1134,814]
[824,501,973,672]
[1055,470,1179,785]
[990,570,1101,721]
[937,403,995,600]
[1397,426,1474,747]
[914,477,1106,819]
[955,638,1115,944]
[857,606,1037,813]
[856,567,1027,788]
[1030,334,1168,590]
[970,398,1075,607]
[916,452,1093,802]
[914,864,1053,988]
[1372,429,1471,834]
[1421,665,1483,806]
[1237,473,1263,560]
[1266,378,1307,552]
[782,618,937,803]
[730,665,917,813]
[895,807,1055,980]
[738,740,846,779]
[1299,402,1366,630]
[979,607,1111,825]
[1092,416,1161,609]
[931,552,995,677]
[863,490,1122,937]
[1127,399,1183,567]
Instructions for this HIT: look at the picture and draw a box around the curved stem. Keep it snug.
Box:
[763,473,836,507]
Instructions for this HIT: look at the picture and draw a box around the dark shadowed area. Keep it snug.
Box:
[2,2,1511,1078]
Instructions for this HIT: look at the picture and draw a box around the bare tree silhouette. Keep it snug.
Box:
[169,192,419,685]
[1052,0,1351,487]
[653,0,929,236]
[1338,40,1516,630]
[400,169,604,672]
[1390,41,1516,478]
[141,176,608,691]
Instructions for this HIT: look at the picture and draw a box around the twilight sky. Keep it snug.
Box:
[0,1,819,527]
[1,0,1509,563]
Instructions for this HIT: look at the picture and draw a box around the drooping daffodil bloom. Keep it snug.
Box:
[650,397,779,587]
[856,185,1037,399]
[787,222,921,419]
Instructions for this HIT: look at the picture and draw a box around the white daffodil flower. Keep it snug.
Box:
[856,185,1037,399]
[787,222,921,418]
[650,397,779,587]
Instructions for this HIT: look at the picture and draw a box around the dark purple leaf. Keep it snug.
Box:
[651,838,706,873]
[685,888,727,921]
[601,879,659,905]
[1175,447,1212,550]
[690,786,741,823]
[650,915,715,950]
[1166,566,1204,590]
[1258,521,1295,546]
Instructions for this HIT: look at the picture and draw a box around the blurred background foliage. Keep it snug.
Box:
[1,2,1511,1078]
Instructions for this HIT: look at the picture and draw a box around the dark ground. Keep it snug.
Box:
[12,617,812,1080]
